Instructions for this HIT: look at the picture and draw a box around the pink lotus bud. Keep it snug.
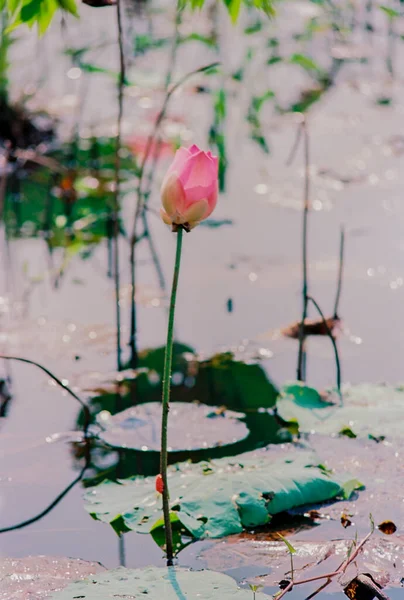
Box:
[160,144,218,230]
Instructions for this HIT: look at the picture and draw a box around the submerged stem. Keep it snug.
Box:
[113,0,125,372]
[333,226,345,319]
[297,118,310,382]
[160,225,183,565]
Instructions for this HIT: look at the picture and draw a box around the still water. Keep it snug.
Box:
[1,0,404,596]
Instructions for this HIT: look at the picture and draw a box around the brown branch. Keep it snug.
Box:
[275,530,373,599]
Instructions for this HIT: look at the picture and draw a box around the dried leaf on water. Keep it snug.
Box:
[344,573,389,600]
[341,512,353,528]
[282,316,340,339]
[377,520,397,535]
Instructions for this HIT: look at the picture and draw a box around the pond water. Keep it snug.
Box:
[1,0,404,597]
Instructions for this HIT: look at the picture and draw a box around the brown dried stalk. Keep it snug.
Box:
[274,529,372,599]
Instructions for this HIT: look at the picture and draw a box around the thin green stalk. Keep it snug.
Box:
[160,225,183,565]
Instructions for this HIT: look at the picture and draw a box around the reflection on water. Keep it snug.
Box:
[2,0,404,596]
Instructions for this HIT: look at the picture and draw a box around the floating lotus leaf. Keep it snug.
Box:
[278,383,404,438]
[51,566,268,600]
[95,402,249,452]
[84,450,348,539]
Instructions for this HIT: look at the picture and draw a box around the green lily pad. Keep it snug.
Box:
[95,402,249,452]
[282,382,334,409]
[84,451,347,539]
[277,383,404,439]
[51,566,268,600]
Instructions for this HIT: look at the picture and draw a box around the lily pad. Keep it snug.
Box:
[277,383,404,439]
[0,556,105,599]
[84,450,347,539]
[282,382,333,409]
[51,566,268,600]
[95,402,249,452]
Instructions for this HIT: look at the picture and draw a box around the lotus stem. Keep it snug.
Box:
[160,225,184,564]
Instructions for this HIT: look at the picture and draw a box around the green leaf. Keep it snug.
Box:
[251,0,275,17]
[289,53,323,73]
[247,89,274,154]
[380,5,400,18]
[209,88,227,192]
[339,426,357,439]
[179,32,217,48]
[278,533,297,554]
[20,0,42,23]
[51,567,269,600]
[134,34,169,55]
[6,0,21,14]
[214,88,227,120]
[251,132,270,153]
[84,451,346,540]
[57,0,78,16]
[149,513,192,554]
[244,20,262,34]
[252,89,275,112]
[78,61,118,78]
[282,383,332,409]
[223,0,242,22]
[180,0,275,19]
[37,0,57,35]
[277,383,404,439]
[341,478,364,500]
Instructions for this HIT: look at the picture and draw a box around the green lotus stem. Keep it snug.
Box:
[160,225,184,564]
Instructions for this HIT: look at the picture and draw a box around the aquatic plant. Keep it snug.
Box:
[1,0,274,34]
[158,144,218,563]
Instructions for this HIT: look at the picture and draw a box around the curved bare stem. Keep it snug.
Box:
[0,355,91,432]
[307,295,342,399]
